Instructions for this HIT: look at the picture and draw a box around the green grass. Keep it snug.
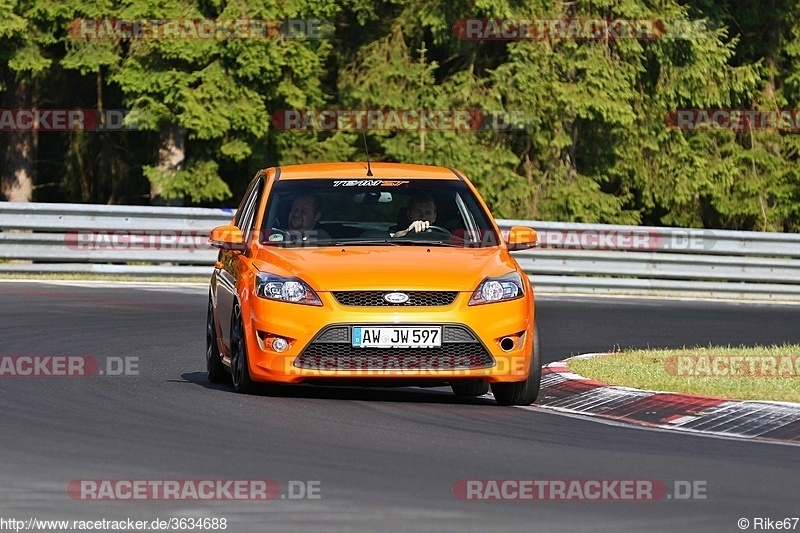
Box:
[567,345,800,403]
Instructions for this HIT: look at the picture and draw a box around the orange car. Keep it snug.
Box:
[206,162,541,405]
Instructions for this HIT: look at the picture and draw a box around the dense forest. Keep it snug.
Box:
[1,0,798,231]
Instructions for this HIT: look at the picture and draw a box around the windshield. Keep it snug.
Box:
[259,178,501,247]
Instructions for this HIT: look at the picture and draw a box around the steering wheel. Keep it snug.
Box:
[423,225,452,235]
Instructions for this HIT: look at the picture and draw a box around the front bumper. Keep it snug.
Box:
[241,291,535,384]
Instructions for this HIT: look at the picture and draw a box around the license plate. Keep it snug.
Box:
[352,326,442,348]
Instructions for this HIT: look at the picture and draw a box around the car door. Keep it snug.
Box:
[216,173,265,352]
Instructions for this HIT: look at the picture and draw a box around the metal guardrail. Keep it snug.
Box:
[0,202,231,273]
[2,202,800,300]
[0,202,234,231]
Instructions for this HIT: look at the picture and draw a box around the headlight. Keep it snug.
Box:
[255,273,322,306]
[469,272,524,305]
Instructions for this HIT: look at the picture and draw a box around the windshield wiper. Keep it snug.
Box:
[332,238,461,247]
[331,239,401,246]
[391,239,459,247]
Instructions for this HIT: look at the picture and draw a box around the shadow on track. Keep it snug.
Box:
[178,371,497,405]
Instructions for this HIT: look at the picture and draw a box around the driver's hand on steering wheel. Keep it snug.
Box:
[393,220,429,238]
[407,220,430,234]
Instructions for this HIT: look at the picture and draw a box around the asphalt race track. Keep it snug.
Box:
[1,281,799,532]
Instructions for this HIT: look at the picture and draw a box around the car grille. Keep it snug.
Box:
[315,327,350,343]
[294,325,494,371]
[332,291,458,307]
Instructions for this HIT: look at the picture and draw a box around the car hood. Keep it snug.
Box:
[252,245,516,291]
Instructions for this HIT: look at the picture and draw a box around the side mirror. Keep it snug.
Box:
[506,226,538,251]
[209,225,245,250]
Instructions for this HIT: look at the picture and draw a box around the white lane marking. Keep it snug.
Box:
[517,404,800,448]
[536,292,800,307]
[0,279,207,292]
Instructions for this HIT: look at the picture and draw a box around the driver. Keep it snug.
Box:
[392,194,437,238]
[285,194,330,240]
[289,194,322,231]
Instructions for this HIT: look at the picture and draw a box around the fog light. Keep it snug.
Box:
[272,338,289,352]
[500,337,515,352]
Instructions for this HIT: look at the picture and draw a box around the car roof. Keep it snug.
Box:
[271,162,461,181]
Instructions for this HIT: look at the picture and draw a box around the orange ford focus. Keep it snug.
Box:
[206,162,541,405]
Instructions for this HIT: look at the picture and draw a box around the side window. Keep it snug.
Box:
[233,179,258,229]
[235,176,265,240]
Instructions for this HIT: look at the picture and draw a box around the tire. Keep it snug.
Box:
[206,296,229,384]
[451,380,490,397]
[229,303,256,394]
[491,323,542,406]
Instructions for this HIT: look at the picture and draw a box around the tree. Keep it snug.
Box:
[0,0,56,201]
[111,0,337,204]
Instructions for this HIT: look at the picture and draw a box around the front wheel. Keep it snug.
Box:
[491,323,541,406]
[230,303,255,394]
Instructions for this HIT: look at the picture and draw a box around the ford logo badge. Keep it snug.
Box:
[384,292,409,304]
